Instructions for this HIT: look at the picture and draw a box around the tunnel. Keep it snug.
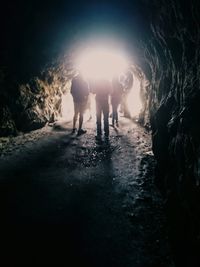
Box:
[0,0,200,266]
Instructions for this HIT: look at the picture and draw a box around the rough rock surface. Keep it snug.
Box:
[141,1,200,266]
[0,59,74,135]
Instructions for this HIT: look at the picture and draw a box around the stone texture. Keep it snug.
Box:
[0,58,74,135]
[141,1,200,265]
[0,104,17,136]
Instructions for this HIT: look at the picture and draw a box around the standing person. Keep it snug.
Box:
[71,73,89,135]
[92,78,112,140]
[120,69,134,118]
[111,75,123,127]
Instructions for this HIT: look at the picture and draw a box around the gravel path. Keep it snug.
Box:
[0,118,174,266]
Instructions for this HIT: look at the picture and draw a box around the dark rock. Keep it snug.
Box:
[0,105,17,136]
[0,59,73,134]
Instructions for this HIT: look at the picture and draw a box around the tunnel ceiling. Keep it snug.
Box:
[1,0,150,81]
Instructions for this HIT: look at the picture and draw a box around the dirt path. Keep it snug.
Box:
[0,118,174,266]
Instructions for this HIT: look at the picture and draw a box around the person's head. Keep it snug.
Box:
[75,71,83,80]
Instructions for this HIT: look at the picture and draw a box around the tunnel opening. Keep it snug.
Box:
[60,61,148,125]
[54,40,150,126]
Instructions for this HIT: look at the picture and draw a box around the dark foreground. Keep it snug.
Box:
[0,119,174,266]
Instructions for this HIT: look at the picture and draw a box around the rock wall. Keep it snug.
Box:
[0,57,74,136]
[141,1,200,266]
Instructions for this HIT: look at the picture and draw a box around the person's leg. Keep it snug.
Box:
[103,102,109,137]
[112,102,118,125]
[96,100,102,136]
[77,102,87,135]
[87,94,92,120]
[79,112,83,130]
[72,102,78,131]
[112,104,115,126]
[116,103,119,125]
[121,95,125,115]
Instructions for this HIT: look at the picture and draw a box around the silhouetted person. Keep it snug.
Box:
[71,73,89,135]
[111,76,123,127]
[120,69,133,118]
[92,78,112,140]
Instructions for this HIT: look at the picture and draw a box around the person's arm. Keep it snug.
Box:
[86,82,90,96]
[70,79,74,96]
[108,81,113,95]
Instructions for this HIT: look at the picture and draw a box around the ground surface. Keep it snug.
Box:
[0,117,174,266]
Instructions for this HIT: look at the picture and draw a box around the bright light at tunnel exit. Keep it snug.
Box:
[61,74,143,120]
[62,44,143,120]
[126,75,143,118]
[76,47,128,80]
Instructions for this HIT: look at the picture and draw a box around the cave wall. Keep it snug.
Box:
[0,57,73,136]
[142,0,200,265]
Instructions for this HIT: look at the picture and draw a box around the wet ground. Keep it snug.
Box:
[0,118,174,266]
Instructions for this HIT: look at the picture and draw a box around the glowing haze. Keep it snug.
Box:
[61,42,143,120]
[76,46,128,80]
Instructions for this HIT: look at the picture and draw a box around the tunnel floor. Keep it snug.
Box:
[0,118,174,266]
